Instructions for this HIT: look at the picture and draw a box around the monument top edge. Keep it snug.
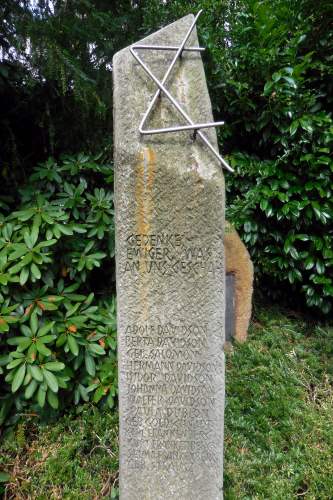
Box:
[112,13,195,65]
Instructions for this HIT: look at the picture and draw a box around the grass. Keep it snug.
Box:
[1,303,332,499]
[0,409,119,499]
[224,304,333,499]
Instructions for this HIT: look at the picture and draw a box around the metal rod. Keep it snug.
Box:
[138,10,203,136]
[131,47,234,173]
[133,44,205,52]
[140,121,225,135]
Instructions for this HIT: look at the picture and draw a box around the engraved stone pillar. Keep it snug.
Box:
[113,14,225,500]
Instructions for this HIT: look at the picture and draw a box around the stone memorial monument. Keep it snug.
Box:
[113,11,231,499]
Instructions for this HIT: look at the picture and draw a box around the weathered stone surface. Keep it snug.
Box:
[225,222,253,342]
[225,272,235,342]
[113,14,225,500]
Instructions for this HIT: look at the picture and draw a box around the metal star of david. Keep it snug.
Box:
[130,10,234,173]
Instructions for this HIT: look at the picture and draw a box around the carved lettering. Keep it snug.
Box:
[122,232,221,276]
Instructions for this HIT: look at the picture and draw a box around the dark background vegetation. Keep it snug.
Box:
[0,0,332,420]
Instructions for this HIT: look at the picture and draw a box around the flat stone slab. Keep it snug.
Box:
[114,14,225,500]
[225,222,253,342]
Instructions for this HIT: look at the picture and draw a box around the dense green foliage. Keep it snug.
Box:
[142,0,333,314]
[1,0,332,314]
[0,3,331,495]
[0,154,117,425]
[0,0,144,177]
[1,305,332,498]
[0,0,332,426]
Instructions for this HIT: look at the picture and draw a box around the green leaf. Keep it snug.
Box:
[56,333,67,347]
[107,393,114,408]
[27,343,37,362]
[44,361,65,372]
[31,263,41,280]
[7,337,24,346]
[37,321,55,337]
[284,240,292,253]
[85,353,96,376]
[19,267,29,286]
[39,301,58,311]
[78,384,89,402]
[38,334,56,344]
[25,379,38,399]
[9,244,27,261]
[30,365,43,382]
[7,337,32,350]
[36,340,52,356]
[37,385,47,407]
[88,343,105,356]
[289,247,299,260]
[23,371,32,386]
[24,231,33,249]
[12,363,26,393]
[263,81,273,96]
[47,390,59,409]
[316,261,325,275]
[30,312,38,335]
[14,208,34,221]
[58,224,73,236]
[85,240,94,253]
[21,253,33,266]
[300,118,313,134]
[7,358,25,369]
[93,385,106,403]
[18,337,34,351]
[68,335,79,356]
[296,234,309,241]
[31,225,39,246]
[260,199,268,210]
[41,213,54,224]
[9,260,25,274]
[35,239,57,249]
[304,258,314,270]
[290,120,299,136]
[282,76,296,88]
[33,213,42,229]
[21,325,32,337]
[9,352,26,360]
[43,369,59,392]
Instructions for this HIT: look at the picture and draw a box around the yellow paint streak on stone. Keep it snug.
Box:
[135,147,156,322]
